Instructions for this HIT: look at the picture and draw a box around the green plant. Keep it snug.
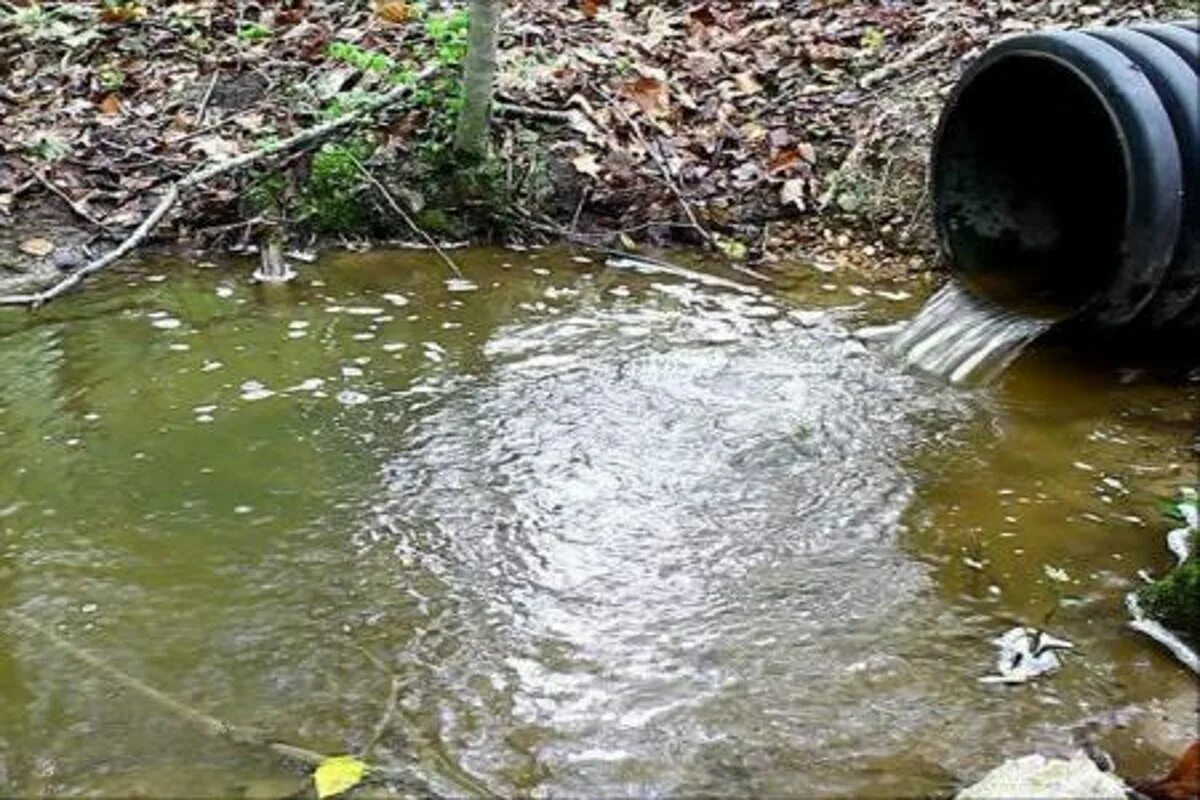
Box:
[300,138,376,233]
[328,41,396,75]
[24,133,71,162]
[1139,534,1200,642]
[425,8,470,66]
[237,22,271,41]
[98,63,126,91]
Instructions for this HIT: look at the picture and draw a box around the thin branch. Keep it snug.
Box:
[597,86,715,249]
[859,31,952,89]
[360,675,403,761]
[350,156,464,279]
[28,169,111,232]
[195,70,220,124]
[0,65,440,308]
[495,101,570,123]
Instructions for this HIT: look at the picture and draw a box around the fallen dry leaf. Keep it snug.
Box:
[624,76,668,116]
[781,178,807,211]
[571,151,603,179]
[19,238,56,257]
[374,0,411,24]
[99,3,147,24]
[97,94,122,116]
[580,0,607,19]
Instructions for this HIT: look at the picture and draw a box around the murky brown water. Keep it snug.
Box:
[0,248,1195,797]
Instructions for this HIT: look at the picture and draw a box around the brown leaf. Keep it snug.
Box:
[19,237,56,257]
[624,76,667,116]
[97,93,122,116]
[580,0,607,19]
[99,3,146,24]
[374,0,411,24]
[768,144,814,174]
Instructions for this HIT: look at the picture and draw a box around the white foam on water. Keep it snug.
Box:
[891,282,1053,385]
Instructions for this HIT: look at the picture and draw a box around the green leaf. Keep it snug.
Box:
[314,755,367,799]
[716,236,747,260]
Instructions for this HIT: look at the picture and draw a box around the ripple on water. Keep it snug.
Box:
[368,280,971,793]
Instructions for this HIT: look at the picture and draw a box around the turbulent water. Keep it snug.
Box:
[0,249,1194,797]
[892,282,1055,384]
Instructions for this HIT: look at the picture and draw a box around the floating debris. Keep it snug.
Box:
[336,390,370,406]
[239,381,275,401]
[445,278,478,292]
[979,626,1073,684]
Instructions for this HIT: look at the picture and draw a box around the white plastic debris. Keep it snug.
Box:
[979,626,1073,684]
[956,751,1128,798]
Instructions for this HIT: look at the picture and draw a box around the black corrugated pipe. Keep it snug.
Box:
[931,21,1199,333]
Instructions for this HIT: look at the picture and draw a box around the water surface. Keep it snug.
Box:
[0,248,1194,797]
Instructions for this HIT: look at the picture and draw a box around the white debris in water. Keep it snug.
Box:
[353,333,376,341]
[980,626,1073,684]
[891,282,1053,385]
[346,306,385,316]
[1042,565,1071,583]
[151,317,182,330]
[341,366,364,378]
[382,342,407,352]
[289,321,309,330]
[337,390,370,406]
[81,603,98,614]
[239,381,275,401]
[445,278,478,292]
[201,360,223,372]
[234,505,253,515]
[215,285,235,298]
[382,293,409,307]
[289,378,325,392]
[168,343,190,352]
[956,751,1127,798]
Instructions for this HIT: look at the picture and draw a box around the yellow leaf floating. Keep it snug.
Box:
[314,755,367,799]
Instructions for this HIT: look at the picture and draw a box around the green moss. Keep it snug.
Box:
[1140,531,1200,642]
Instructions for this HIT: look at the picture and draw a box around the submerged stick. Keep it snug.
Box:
[0,65,439,308]
[6,609,492,797]
[350,156,465,279]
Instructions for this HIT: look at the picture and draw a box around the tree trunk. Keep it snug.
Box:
[453,0,500,159]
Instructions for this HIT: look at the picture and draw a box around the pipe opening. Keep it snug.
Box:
[934,54,1129,317]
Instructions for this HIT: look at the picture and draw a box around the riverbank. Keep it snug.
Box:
[2,0,1192,295]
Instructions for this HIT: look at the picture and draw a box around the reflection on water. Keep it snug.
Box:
[0,249,1194,797]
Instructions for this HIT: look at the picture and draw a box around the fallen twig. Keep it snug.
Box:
[3,609,470,797]
[361,675,403,761]
[495,101,571,123]
[28,169,111,232]
[597,86,716,250]
[859,31,952,90]
[0,64,440,308]
[195,70,220,124]
[350,156,465,279]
